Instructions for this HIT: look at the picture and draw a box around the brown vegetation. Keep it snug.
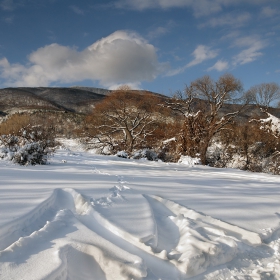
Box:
[1,77,280,173]
[246,82,280,108]
[84,88,168,154]
[165,74,244,164]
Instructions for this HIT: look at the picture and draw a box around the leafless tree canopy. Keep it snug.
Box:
[192,74,243,104]
[246,82,280,108]
[85,89,164,153]
[165,73,244,164]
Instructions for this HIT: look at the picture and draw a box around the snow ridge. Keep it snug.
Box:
[1,182,280,279]
[1,146,280,279]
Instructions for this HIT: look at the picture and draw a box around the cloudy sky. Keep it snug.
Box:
[0,0,279,95]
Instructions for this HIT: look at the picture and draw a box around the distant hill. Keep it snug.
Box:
[0,87,110,114]
[0,86,280,121]
[220,102,280,121]
[0,87,167,115]
[70,86,110,95]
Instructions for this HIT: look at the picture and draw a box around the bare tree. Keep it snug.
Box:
[85,88,164,153]
[246,82,280,108]
[166,74,244,165]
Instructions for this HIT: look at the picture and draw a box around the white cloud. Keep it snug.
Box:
[114,0,273,17]
[3,15,14,23]
[191,0,229,17]
[232,36,267,65]
[148,26,169,39]
[220,31,240,41]
[114,0,225,17]
[166,67,185,77]
[207,60,229,71]
[260,6,279,18]
[115,0,190,11]
[47,30,56,41]
[167,45,218,76]
[0,30,165,87]
[200,12,251,28]
[108,82,142,90]
[147,21,174,39]
[187,45,218,67]
[0,0,15,11]
[265,31,275,36]
[69,5,84,15]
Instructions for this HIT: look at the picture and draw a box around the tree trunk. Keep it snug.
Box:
[126,130,134,152]
[200,138,210,165]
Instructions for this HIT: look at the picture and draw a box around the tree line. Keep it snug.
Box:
[83,74,280,173]
[1,73,280,171]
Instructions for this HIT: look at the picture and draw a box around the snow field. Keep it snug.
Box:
[1,140,280,279]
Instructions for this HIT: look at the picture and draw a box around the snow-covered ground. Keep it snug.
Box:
[1,140,280,279]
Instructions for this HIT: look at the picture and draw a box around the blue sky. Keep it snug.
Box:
[0,0,279,95]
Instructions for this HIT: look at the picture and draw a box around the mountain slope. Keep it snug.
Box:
[1,87,280,120]
[0,87,110,114]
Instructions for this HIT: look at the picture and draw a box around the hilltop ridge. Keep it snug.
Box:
[1,87,280,121]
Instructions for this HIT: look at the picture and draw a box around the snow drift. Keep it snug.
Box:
[1,141,280,279]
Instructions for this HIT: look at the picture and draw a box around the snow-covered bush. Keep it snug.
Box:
[206,120,280,175]
[0,126,55,165]
[132,149,158,161]
[12,142,50,165]
[207,142,237,168]
[116,151,128,158]
[178,155,201,166]
[262,152,280,175]
[157,137,181,162]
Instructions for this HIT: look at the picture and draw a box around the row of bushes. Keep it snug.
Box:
[1,112,280,175]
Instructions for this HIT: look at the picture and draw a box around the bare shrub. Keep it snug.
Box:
[0,114,31,135]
